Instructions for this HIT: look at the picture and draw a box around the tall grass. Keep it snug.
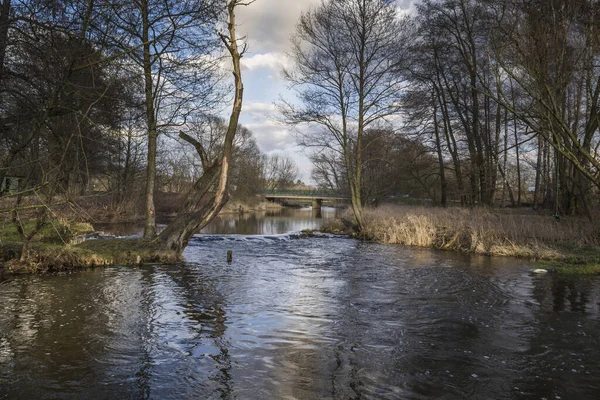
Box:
[334,205,599,259]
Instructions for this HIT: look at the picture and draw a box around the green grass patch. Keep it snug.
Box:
[554,263,600,275]
[0,219,94,244]
[537,254,600,275]
[2,238,178,274]
[74,238,178,265]
[1,219,177,274]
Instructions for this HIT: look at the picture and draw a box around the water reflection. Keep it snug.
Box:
[94,206,339,236]
[1,233,600,398]
[201,206,337,235]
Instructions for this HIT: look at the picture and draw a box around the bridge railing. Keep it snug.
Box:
[262,189,347,198]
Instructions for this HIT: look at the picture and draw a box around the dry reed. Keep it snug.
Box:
[338,205,599,260]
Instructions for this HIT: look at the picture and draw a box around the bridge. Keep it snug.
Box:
[262,190,349,211]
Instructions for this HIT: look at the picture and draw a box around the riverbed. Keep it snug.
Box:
[1,207,599,399]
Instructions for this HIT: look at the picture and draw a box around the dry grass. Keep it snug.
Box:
[221,200,283,214]
[330,205,600,260]
[2,239,179,274]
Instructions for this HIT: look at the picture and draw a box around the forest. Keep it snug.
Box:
[1,0,600,268]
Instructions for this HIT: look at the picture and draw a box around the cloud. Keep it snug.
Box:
[240,100,321,182]
[239,100,313,179]
[240,102,290,148]
[245,120,296,153]
[396,0,419,17]
[237,0,321,54]
[237,0,418,54]
[241,53,292,74]
[243,101,276,116]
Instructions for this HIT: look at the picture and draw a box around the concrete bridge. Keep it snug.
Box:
[262,190,348,211]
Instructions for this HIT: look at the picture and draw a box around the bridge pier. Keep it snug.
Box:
[312,198,323,212]
[312,207,322,218]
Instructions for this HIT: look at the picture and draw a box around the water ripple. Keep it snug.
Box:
[1,239,599,399]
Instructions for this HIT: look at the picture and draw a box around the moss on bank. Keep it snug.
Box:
[0,219,95,244]
[0,219,178,274]
[1,239,178,274]
[534,248,600,275]
[554,264,600,275]
[0,239,180,274]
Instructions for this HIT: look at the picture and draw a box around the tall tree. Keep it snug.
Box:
[158,0,253,254]
[281,0,410,230]
[97,0,223,238]
[492,0,600,215]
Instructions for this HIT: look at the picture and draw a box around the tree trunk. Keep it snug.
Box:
[0,0,10,81]
[142,0,158,238]
[533,134,543,210]
[157,162,223,251]
[435,83,465,205]
[158,0,247,255]
[432,98,447,207]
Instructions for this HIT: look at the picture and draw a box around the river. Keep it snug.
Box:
[1,207,599,399]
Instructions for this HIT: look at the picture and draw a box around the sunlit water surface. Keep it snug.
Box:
[1,207,599,399]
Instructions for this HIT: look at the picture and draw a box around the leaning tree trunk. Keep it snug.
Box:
[158,0,247,255]
[157,162,224,252]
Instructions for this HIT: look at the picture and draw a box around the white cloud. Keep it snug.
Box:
[241,53,292,74]
[237,0,321,54]
[243,101,276,117]
[239,100,313,179]
[395,0,420,16]
[245,120,295,152]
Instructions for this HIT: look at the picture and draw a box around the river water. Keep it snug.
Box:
[1,207,599,399]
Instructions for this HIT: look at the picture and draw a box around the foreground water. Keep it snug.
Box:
[1,208,599,399]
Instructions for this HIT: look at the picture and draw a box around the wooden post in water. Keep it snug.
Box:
[227,250,233,262]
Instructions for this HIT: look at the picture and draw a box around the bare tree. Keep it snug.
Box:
[310,149,345,191]
[263,153,299,191]
[96,0,224,238]
[173,116,265,200]
[158,0,254,254]
[280,0,410,230]
[491,0,600,216]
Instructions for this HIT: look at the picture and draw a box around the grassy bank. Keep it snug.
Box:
[0,219,177,274]
[0,199,283,275]
[220,200,283,214]
[322,205,600,274]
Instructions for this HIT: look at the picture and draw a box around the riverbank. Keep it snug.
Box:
[5,204,598,276]
[0,205,319,275]
[2,240,178,275]
[0,193,282,225]
[220,200,283,214]
[0,220,178,275]
[321,205,600,274]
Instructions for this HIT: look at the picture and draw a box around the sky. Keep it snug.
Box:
[233,0,418,184]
